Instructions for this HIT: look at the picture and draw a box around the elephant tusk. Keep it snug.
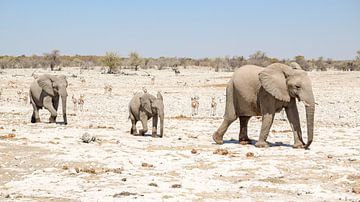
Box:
[302,100,310,107]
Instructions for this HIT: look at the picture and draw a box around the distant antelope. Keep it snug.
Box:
[78,94,85,112]
[191,96,200,116]
[72,95,78,111]
[210,97,217,116]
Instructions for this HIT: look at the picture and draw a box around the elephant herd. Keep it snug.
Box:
[29,63,315,149]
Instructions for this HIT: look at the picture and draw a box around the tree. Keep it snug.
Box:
[248,51,271,66]
[294,55,310,71]
[44,50,61,71]
[102,52,122,74]
[129,52,142,71]
[356,50,360,60]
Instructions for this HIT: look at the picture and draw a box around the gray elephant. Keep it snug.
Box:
[213,63,315,149]
[129,92,164,137]
[29,74,68,124]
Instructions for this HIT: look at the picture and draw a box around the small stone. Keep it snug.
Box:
[81,132,96,143]
[352,186,360,194]
[171,184,181,188]
[121,178,127,182]
[246,152,254,158]
[327,155,333,159]
[11,128,16,131]
[141,163,154,168]
[191,148,197,154]
[149,182,158,187]
[5,194,10,198]
[213,148,229,155]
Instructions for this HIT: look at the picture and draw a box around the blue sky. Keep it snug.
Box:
[0,0,359,59]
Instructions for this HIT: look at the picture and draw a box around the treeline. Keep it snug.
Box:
[1,50,360,72]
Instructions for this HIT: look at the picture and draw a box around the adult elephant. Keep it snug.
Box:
[129,92,164,137]
[29,74,68,124]
[212,63,315,149]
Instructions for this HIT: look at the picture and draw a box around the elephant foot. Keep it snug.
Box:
[151,133,158,138]
[255,141,270,148]
[130,128,137,135]
[212,132,224,145]
[293,142,305,149]
[31,117,40,123]
[49,116,56,123]
[139,130,146,136]
[239,137,251,145]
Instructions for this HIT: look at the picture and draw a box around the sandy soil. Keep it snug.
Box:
[0,67,360,201]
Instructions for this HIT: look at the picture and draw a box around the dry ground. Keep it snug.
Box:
[0,67,360,201]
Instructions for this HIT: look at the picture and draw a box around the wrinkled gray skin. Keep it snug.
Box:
[129,92,164,137]
[29,74,68,125]
[213,63,315,149]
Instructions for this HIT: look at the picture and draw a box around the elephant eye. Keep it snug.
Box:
[295,84,301,89]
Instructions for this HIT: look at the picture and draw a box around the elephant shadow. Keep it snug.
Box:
[55,121,67,125]
[221,139,293,148]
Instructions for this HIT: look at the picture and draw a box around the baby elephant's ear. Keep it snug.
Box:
[37,74,54,96]
[157,91,163,100]
[140,94,152,114]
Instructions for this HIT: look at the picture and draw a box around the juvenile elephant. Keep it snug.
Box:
[129,92,164,137]
[213,63,315,149]
[29,74,68,124]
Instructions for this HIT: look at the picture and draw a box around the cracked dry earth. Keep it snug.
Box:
[0,67,360,201]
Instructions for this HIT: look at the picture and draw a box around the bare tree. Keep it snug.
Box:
[44,50,61,71]
[102,52,122,74]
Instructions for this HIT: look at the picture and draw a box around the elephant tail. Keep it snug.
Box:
[223,79,237,120]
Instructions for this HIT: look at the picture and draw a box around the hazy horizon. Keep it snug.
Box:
[1,0,359,60]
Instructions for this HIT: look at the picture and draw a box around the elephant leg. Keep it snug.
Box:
[285,100,305,148]
[152,116,158,137]
[31,105,40,123]
[255,113,274,148]
[239,116,251,144]
[43,96,57,123]
[213,80,237,144]
[130,120,138,135]
[129,113,138,135]
[213,116,237,144]
[139,113,148,136]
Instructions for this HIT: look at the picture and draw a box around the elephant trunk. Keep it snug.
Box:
[60,90,68,125]
[303,94,315,149]
[159,112,164,137]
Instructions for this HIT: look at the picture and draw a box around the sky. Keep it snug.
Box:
[0,0,359,59]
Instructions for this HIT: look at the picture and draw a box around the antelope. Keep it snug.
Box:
[191,96,200,116]
[210,97,217,116]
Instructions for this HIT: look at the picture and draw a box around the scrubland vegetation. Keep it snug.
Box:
[1,50,360,72]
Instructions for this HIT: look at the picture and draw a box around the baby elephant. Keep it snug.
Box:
[129,92,164,137]
[29,74,68,124]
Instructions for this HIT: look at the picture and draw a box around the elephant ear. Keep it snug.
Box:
[140,93,155,114]
[259,66,290,102]
[290,62,302,70]
[157,91,163,101]
[57,75,68,87]
[37,74,55,96]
